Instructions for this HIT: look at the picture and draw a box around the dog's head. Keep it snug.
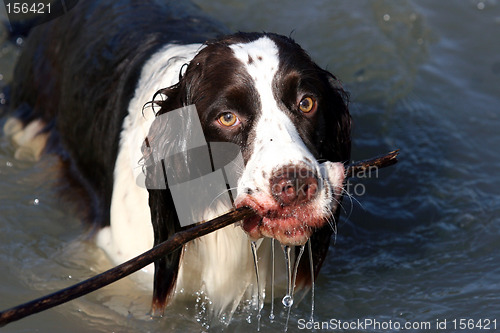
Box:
[152,32,351,245]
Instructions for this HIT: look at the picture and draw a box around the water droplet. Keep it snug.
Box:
[282,294,294,307]
[477,2,485,10]
[283,243,306,331]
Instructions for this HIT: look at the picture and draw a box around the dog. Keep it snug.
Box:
[4,0,351,320]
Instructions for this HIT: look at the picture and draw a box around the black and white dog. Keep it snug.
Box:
[4,0,351,318]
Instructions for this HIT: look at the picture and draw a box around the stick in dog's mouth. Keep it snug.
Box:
[235,161,346,246]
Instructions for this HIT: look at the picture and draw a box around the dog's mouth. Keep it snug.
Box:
[235,161,345,246]
[243,216,313,246]
[235,196,321,245]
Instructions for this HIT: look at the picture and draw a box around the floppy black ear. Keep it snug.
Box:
[142,80,188,315]
[142,88,182,315]
[319,73,352,164]
[147,188,182,315]
[142,56,211,313]
[297,71,351,288]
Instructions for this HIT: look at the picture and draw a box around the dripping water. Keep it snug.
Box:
[269,238,276,322]
[281,245,293,308]
[283,244,306,332]
[308,239,315,322]
[250,241,262,331]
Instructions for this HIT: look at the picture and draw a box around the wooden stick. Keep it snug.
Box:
[0,207,254,327]
[346,149,399,178]
[0,150,398,327]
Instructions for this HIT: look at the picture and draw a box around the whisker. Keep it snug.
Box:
[341,185,364,213]
[320,204,338,240]
[207,186,240,210]
[330,185,352,217]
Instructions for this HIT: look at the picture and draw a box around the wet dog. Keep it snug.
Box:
[4,0,350,319]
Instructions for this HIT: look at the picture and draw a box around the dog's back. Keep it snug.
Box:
[7,0,226,225]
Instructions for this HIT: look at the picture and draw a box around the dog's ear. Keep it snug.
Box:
[142,88,184,314]
[141,59,208,314]
[318,72,352,164]
[296,70,352,289]
[140,70,190,315]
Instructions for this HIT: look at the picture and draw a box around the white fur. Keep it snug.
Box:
[97,42,282,315]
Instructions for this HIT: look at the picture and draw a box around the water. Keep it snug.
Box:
[269,238,276,322]
[250,241,262,331]
[283,244,305,332]
[1,0,500,332]
[281,245,294,309]
[307,239,315,323]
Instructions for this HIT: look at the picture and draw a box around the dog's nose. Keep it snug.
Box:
[270,165,319,206]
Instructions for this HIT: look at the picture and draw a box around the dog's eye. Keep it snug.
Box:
[218,112,239,127]
[299,96,316,113]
